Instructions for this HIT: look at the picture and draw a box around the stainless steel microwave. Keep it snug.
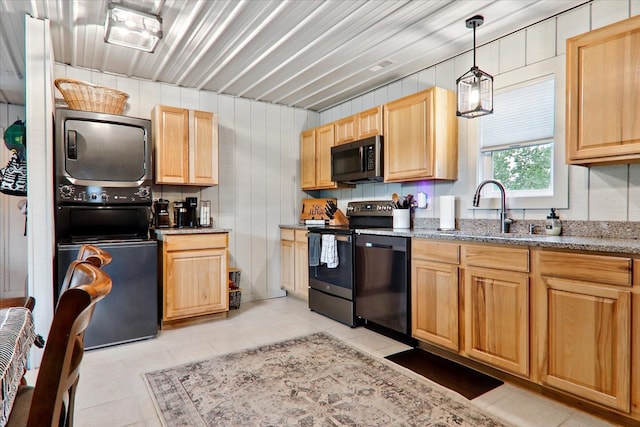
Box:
[331,135,383,183]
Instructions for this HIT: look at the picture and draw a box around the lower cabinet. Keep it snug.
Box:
[535,250,632,412]
[464,266,530,377]
[463,244,530,377]
[280,228,309,300]
[408,239,640,422]
[411,240,460,351]
[159,232,229,328]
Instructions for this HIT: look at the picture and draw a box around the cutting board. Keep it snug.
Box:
[300,198,337,221]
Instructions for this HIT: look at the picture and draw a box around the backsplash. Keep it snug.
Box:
[413,217,640,240]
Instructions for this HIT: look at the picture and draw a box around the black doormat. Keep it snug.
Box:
[385,348,504,400]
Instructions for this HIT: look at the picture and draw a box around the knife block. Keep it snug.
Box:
[329,209,349,226]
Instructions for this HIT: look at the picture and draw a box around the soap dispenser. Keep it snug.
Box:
[545,208,562,236]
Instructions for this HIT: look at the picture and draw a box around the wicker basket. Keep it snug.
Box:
[229,289,242,310]
[54,78,129,115]
[229,268,241,289]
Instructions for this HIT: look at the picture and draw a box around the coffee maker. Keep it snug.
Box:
[153,199,171,228]
[185,197,198,227]
[173,201,187,228]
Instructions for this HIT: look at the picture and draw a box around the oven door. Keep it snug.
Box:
[308,231,354,300]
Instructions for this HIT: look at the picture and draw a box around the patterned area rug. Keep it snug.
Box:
[145,333,510,426]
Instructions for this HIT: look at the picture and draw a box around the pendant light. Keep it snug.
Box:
[456,15,493,118]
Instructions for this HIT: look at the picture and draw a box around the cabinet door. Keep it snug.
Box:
[294,230,309,300]
[280,239,295,294]
[189,110,218,185]
[465,267,529,377]
[315,124,336,189]
[357,106,383,138]
[566,15,640,164]
[539,277,631,412]
[412,259,459,351]
[164,247,228,319]
[300,129,316,190]
[153,105,189,184]
[335,116,356,145]
[384,89,433,181]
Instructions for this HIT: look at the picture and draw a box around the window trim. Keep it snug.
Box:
[468,55,568,211]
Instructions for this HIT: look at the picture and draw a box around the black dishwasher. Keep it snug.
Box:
[355,234,412,343]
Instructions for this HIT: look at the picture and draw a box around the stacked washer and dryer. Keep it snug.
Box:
[53,108,158,349]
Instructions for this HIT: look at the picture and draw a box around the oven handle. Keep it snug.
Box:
[364,242,392,249]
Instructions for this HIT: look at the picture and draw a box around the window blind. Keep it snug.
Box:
[481,77,555,149]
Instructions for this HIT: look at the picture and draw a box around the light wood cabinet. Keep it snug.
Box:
[462,245,530,377]
[357,106,383,138]
[280,228,309,300]
[535,250,632,412]
[300,129,317,189]
[334,115,357,145]
[300,124,342,190]
[411,239,460,351]
[566,15,640,166]
[159,233,228,328]
[334,106,383,145]
[383,87,458,182]
[153,105,218,185]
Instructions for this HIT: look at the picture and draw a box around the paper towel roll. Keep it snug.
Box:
[439,195,456,230]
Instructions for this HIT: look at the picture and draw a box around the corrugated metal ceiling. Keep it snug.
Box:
[0,0,587,111]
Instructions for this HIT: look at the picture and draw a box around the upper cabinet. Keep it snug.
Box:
[334,106,383,145]
[384,87,458,182]
[153,105,219,185]
[301,123,350,191]
[566,15,640,166]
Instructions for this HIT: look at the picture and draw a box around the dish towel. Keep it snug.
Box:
[320,234,339,268]
[308,233,320,267]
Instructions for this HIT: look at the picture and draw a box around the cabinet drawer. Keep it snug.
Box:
[538,251,631,287]
[295,229,308,243]
[463,245,529,273]
[280,228,295,241]
[412,239,459,264]
[164,233,228,251]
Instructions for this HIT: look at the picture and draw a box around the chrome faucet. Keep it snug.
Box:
[472,179,513,233]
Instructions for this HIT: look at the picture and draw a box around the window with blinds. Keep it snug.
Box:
[478,76,555,198]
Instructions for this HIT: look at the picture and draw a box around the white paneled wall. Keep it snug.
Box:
[0,103,27,297]
[318,0,640,223]
[54,64,318,302]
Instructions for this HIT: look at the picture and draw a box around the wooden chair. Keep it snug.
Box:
[6,261,112,427]
[76,244,112,268]
[57,245,112,297]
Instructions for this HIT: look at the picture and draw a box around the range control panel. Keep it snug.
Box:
[56,184,152,204]
[346,200,395,217]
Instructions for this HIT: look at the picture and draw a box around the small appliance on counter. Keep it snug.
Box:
[174,201,187,228]
[185,197,198,227]
[199,200,212,227]
[153,199,171,228]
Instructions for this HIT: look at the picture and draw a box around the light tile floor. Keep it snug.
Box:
[26,296,620,426]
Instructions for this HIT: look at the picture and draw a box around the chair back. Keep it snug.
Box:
[57,245,112,298]
[76,244,112,268]
[26,262,111,426]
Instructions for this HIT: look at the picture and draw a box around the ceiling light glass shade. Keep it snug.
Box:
[104,4,162,53]
[456,65,493,118]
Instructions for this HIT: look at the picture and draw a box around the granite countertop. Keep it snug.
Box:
[356,228,640,255]
[280,223,640,254]
[154,227,230,236]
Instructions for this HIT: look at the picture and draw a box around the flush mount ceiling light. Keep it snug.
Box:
[456,15,493,118]
[104,3,163,53]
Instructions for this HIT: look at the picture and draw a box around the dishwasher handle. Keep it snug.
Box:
[364,242,393,249]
